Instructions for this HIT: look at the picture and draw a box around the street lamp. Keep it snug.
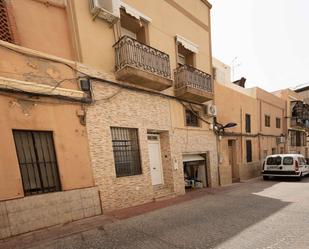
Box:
[215,122,237,134]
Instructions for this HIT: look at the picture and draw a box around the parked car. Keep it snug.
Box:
[262,154,309,180]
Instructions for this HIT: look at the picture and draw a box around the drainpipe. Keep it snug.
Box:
[215,132,221,186]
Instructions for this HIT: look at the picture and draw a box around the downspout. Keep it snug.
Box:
[259,99,262,161]
[240,108,243,165]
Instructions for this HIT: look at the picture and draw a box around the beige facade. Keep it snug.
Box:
[0,0,101,239]
[213,59,285,185]
[74,0,217,211]
[273,89,309,156]
[1,0,307,240]
[1,0,216,228]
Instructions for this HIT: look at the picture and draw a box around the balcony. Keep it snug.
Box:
[174,65,213,103]
[291,101,309,129]
[114,36,172,91]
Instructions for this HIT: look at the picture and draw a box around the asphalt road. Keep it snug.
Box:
[31,177,309,249]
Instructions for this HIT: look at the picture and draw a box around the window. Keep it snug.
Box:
[111,127,142,177]
[245,114,251,133]
[265,115,271,127]
[276,118,281,129]
[246,140,252,162]
[283,157,293,165]
[0,0,13,43]
[13,130,61,196]
[185,109,199,127]
[120,9,148,44]
[177,43,195,67]
[266,156,281,165]
[290,130,306,147]
[298,157,306,166]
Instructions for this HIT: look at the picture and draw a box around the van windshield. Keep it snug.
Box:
[266,156,282,165]
[283,157,294,165]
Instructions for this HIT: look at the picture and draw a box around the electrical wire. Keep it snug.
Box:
[0,43,211,108]
[180,101,212,125]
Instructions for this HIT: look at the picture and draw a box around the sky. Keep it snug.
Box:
[210,0,309,92]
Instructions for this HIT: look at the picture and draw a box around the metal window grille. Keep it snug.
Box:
[111,127,142,177]
[185,109,199,127]
[246,140,252,162]
[245,114,251,133]
[0,0,13,43]
[13,130,61,196]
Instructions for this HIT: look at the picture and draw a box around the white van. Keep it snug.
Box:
[262,154,309,180]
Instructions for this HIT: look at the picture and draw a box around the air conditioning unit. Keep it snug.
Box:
[276,136,286,144]
[89,0,120,23]
[204,104,217,116]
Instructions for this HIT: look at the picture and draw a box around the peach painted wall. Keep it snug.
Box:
[9,0,74,60]
[0,95,94,201]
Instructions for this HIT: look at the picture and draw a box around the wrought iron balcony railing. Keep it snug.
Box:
[174,64,212,93]
[114,36,171,80]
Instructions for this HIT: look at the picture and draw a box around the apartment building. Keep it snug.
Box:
[0,0,216,238]
[213,59,285,185]
[273,89,309,157]
[0,0,101,239]
[70,0,217,211]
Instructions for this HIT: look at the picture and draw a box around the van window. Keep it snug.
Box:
[266,156,281,165]
[298,157,306,165]
[283,157,293,165]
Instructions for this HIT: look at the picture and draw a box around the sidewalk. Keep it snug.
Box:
[0,181,250,249]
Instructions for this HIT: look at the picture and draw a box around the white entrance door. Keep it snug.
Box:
[148,135,163,185]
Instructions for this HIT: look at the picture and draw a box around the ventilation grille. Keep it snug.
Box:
[0,0,13,43]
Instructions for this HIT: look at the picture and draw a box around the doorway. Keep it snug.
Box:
[228,140,239,182]
[183,154,208,191]
[147,134,164,186]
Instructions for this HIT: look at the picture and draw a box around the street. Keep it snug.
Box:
[11,177,309,249]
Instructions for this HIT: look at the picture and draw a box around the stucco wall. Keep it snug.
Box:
[73,0,211,80]
[0,95,94,201]
[8,0,74,60]
[0,44,79,92]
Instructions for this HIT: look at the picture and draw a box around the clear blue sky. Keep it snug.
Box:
[210,0,309,91]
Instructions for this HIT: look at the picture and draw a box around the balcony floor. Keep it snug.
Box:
[115,66,173,91]
[175,85,213,103]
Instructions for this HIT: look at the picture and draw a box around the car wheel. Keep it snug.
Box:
[263,176,269,180]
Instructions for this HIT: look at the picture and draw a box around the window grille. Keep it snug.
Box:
[13,130,61,196]
[111,127,142,177]
[185,109,199,127]
[0,0,13,43]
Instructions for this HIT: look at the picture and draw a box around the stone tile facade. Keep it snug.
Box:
[0,187,101,239]
[86,81,219,211]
